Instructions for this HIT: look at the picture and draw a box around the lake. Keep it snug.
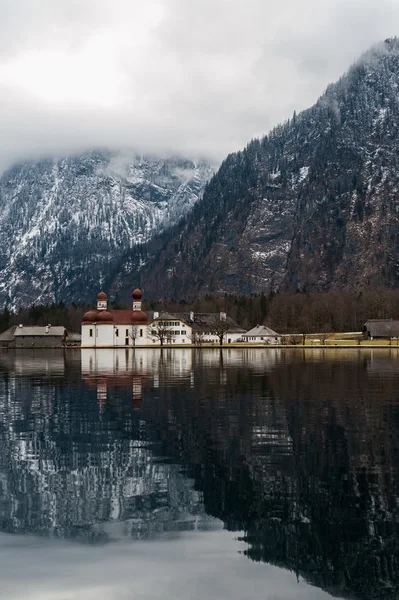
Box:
[0,347,398,600]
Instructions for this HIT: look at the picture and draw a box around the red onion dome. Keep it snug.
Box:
[131,311,148,324]
[82,310,99,323]
[97,310,114,323]
[97,291,108,301]
[132,288,143,300]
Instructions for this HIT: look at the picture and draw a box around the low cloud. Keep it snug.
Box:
[0,0,398,171]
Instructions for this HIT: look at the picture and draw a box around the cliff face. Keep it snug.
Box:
[3,40,399,307]
[122,39,399,299]
[0,151,214,308]
[285,39,399,291]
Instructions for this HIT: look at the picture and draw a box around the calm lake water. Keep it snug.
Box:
[0,348,398,600]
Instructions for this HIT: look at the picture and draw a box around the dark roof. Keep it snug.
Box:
[14,326,66,337]
[0,326,17,342]
[364,319,399,337]
[151,312,181,322]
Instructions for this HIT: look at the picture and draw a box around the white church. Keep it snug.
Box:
[81,289,246,347]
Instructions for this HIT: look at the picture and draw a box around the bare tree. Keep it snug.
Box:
[319,333,330,346]
[129,326,139,346]
[193,330,206,346]
[150,321,173,346]
[283,335,301,346]
[208,317,230,346]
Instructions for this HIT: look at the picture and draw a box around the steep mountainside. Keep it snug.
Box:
[121,38,399,299]
[0,152,214,307]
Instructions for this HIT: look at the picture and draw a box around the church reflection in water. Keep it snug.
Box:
[0,347,399,600]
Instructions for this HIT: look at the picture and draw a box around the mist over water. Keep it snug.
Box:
[0,348,398,600]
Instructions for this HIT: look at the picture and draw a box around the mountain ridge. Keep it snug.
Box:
[0,151,215,308]
[2,39,399,307]
[112,38,399,300]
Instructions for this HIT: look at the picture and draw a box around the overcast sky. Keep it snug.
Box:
[0,0,398,170]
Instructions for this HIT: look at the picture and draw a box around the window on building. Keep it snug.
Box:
[115,329,119,337]
[126,329,129,337]
[181,331,185,335]
[140,329,143,337]
[89,329,93,337]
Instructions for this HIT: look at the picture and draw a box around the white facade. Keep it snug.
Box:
[81,323,152,348]
[82,290,153,348]
[81,320,194,348]
[193,331,244,345]
[149,317,192,345]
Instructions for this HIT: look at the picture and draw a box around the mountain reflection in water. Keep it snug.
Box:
[0,348,399,600]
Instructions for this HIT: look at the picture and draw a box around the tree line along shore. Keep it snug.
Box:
[2,289,399,338]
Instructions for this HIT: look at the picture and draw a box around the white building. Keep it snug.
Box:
[81,290,246,347]
[81,290,196,347]
[82,290,151,348]
[241,325,281,344]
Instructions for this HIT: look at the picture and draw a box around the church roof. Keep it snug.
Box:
[111,310,134,324]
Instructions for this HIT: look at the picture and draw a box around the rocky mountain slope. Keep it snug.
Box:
[121,38,399,299]
[0,152,214,308]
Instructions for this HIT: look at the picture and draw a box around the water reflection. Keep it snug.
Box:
[0,348,399,599]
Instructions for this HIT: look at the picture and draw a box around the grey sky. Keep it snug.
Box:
[0,0,398,171]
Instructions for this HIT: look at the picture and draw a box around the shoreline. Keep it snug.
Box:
[2,344,399,350]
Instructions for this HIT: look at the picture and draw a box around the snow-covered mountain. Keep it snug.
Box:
[126,38,399,299]
[0,151,215,308]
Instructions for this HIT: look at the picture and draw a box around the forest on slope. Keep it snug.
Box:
[113,38,399,300]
